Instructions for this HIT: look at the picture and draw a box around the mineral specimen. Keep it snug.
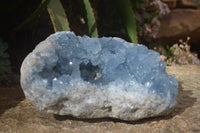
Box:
[20,31,178,121]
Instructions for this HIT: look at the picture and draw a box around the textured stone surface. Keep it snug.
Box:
[162,0,177,8]
[156,9,200,44]
[177,0,199,8]
[20,31,178,121]
[0,65,200,133]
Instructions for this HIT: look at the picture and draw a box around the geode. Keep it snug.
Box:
[20,31,178,121]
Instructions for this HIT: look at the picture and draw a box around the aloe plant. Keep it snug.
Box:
[47,0,70,31]
[116,0,138,43]
[83,0,98,37]
[15,0,139,42]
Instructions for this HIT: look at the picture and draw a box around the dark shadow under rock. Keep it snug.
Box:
[0,84,25,117]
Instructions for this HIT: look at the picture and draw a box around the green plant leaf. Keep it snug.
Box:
[15,0,51,31]
[116,0,138,43]
[83,0,98,37]
[0,39,8,52]
[47,0,70,31]
[0,53,9,58]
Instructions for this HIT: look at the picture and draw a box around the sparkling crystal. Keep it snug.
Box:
[20,31,178,121]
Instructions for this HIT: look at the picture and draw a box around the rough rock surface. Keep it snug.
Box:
[0,65,199,133]
[162,0,177,8]
[161,0,199,9]
[20,31,178,121]
[156,9,200,44]
[177,0,199,8]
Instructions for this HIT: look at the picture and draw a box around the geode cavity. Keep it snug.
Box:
[20,31,178,121]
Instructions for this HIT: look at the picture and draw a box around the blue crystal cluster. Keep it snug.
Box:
[20,31,178,120]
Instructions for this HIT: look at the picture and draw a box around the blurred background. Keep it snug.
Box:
[0,0,200,85]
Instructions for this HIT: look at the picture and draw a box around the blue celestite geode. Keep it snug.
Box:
[20,31,178,121]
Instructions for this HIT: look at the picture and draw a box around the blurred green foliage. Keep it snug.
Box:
[16,0,141,43]
[16,0,98,38]
[14,0,168,44]
[155,37,200,65]
[166,37,200,65]
[0,38,11,83]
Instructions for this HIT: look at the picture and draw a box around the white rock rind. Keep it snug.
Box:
[20,31,178,121]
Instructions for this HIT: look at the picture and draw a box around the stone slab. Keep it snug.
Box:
[156,9,200,44]
[0,65,200,133]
